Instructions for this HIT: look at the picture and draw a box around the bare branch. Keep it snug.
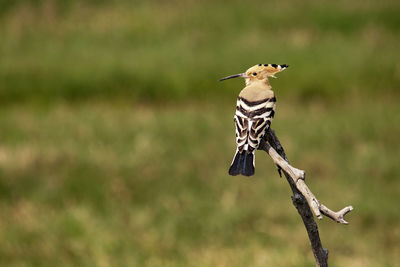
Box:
[259,131,353,224]
[258,129,354,266]
[320,204,354,224]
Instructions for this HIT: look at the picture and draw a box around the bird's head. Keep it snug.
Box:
[219,64,289,85]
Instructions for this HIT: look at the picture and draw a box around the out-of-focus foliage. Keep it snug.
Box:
[0,0,399,103]
[0,1,399,266]
[1,99,399,266]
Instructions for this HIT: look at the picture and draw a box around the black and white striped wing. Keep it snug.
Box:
[234,97,276,153]
[234,109,249,153]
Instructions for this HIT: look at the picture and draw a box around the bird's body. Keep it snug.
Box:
[220,64,288,176]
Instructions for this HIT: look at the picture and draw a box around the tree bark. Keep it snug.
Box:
[259,129,333,266]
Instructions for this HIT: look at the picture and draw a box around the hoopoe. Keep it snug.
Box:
[220,63,289,176]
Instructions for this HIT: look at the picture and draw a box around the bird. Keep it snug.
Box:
[219,63,289,176]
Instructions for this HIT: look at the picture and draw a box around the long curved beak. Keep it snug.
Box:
[219,73,247,82]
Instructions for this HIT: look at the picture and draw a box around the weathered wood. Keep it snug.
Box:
[258,129,353,266]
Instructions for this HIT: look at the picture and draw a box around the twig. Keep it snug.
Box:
[258,129,353,267]
[260,130,353,224]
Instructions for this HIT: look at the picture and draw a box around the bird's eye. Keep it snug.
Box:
[252,72,257,76]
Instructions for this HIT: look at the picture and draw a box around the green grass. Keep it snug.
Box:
[0,0,399,103]
[0,97,399,266]
[0,0,400,266]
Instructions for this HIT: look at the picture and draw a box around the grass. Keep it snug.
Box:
[0,0,399,103]
[0,0,400,266]
[0,97,399,266]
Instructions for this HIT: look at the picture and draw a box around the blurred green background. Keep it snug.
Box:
[0,0,399,266]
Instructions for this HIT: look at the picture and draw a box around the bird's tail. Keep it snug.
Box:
[229,149,255,176]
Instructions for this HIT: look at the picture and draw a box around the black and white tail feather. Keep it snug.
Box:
[229,96,276,176]
[229,148,255,176]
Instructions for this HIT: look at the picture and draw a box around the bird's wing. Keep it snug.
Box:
[233,96,280,176]
[234,111,248,153]
[248,116,272,153]
[235,96,276,153]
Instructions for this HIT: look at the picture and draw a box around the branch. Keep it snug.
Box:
[258,129,354,267]
[259,129,353,223]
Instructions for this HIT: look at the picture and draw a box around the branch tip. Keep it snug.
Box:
[260,130,353,224]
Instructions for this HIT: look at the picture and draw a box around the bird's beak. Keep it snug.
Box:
[219,73,247,82]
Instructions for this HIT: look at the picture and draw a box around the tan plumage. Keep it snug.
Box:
[239,83,274,100]
[220,63,288,176]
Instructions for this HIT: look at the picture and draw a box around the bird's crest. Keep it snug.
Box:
[246,64,289,79]
[220,64,289,81]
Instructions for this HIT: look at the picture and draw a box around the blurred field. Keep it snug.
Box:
[0,0,400,266]
[0,0,400,103]
[1,99,399,266]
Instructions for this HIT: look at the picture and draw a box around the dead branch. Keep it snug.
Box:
[258,129,353,267]
[259,130,353,224]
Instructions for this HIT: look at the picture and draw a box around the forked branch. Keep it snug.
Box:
[258,129,353,267]
[259,129,353,223]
